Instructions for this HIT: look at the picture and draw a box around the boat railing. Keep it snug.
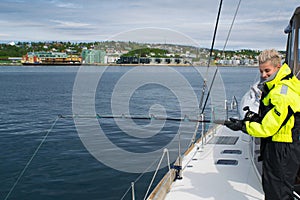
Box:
[122,97,243,200]
[120,96,244,199]
[120,148,174,200]
[225,95,240,120]
[144,148,172,200]
[142,98,238,200]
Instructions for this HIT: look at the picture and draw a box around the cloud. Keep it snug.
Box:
[48,0,82,9]
[0,33,10,37]
[0,0,299,49]
[107,27,200,46]
[50,20,91,28]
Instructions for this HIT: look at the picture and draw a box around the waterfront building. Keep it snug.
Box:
[21,51,82,65]
[81,49,106,64]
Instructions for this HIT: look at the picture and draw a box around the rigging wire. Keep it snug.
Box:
[188,0,242,147]
[189,0,225,147]
[200,0,242,114]
[207,0,223,69]
[4,116,61,200]
[4,3,243,199]
[199,0,223,114]
[222,0,242,54]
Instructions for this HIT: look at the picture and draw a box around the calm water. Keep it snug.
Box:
[0,65,258,200]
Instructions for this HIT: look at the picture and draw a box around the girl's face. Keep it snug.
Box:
[259,60,280,80]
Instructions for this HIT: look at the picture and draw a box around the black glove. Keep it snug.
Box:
[224,118,246,132]
[243,106,260,122]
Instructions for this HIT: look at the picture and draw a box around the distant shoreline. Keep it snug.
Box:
[0,63,258,68]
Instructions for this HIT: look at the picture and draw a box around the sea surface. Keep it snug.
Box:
[0,65,258,200]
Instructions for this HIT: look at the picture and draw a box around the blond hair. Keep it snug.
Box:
[258,49,281,67]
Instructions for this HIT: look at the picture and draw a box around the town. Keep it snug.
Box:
[0,41,285,66]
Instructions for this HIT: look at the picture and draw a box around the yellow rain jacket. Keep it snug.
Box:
[245,63,300,142]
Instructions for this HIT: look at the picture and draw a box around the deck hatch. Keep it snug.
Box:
[207,136,239,145]
[216,159,238,165]
[222,149,242,154]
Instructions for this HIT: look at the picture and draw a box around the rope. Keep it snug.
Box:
[4,116,61,200]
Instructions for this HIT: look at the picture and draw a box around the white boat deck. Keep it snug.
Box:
[165,125,264,200]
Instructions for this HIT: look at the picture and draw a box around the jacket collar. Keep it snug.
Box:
[263,63,291,90]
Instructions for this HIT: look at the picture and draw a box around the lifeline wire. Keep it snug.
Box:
[119,148,170,200]
[59,114,225,124]
[4,116,61,200]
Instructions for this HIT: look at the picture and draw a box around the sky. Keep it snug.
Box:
[0,0,299,50]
